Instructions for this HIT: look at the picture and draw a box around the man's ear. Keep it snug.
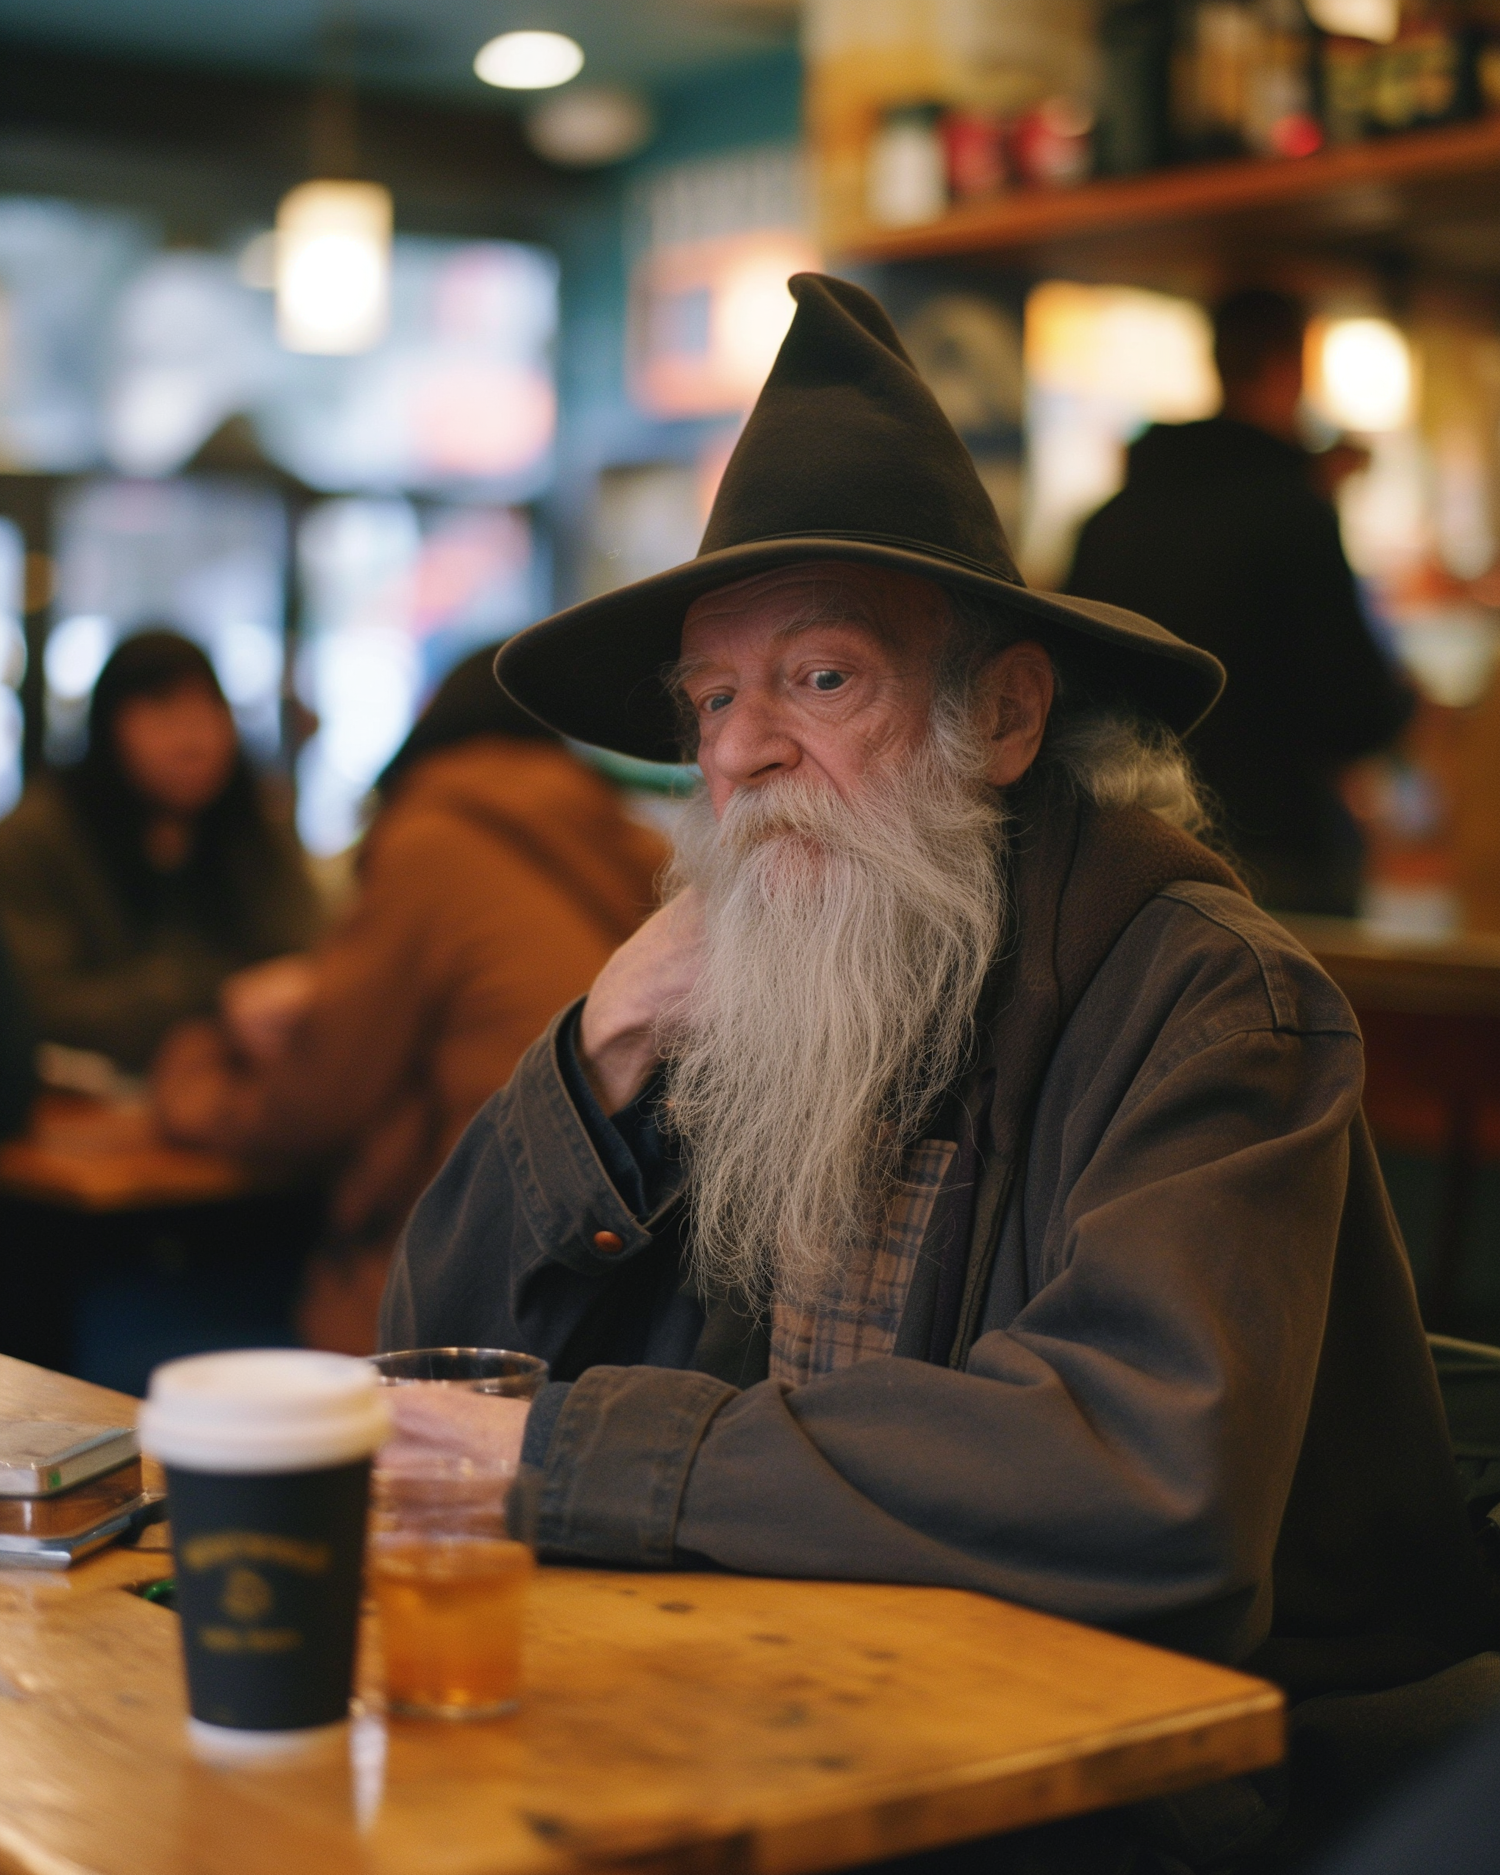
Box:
[975,642,1055,786]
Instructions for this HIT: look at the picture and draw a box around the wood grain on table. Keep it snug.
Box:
[0,1091,253,1211]
[0,1357,1283,1875]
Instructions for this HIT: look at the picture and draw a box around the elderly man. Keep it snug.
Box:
[383,278,1496,1852]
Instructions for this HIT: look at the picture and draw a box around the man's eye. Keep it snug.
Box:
[810,670,847,692]
[701,692,732,714]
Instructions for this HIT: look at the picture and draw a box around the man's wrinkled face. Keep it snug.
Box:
[678,563,950,818]
[666,561,1014,1307]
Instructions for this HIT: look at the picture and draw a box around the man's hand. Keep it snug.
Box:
[382,1385,531,1475]
[578,889,704,1112]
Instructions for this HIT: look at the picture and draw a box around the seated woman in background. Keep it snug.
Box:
[152,645,668,1354]
[0,630,319,1073]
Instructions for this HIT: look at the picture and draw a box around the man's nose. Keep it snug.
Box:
[707,693,803,789]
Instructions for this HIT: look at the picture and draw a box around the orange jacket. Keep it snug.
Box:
[154,738,667,1252]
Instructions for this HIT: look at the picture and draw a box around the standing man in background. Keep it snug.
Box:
[1067,287,1413,916]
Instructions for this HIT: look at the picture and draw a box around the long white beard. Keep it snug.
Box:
[661,724,1006,1309]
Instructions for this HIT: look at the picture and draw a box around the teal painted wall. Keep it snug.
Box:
[543,46,803,609]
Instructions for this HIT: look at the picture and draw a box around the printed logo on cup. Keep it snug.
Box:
[181,1532,332,1574]
[182,1529,333,1657]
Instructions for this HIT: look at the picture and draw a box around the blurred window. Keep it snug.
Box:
[105,252,279,478]
[0,199,154,472]
[47,477,288,763]
[0,201,557,500]
[102,236,558,497]
[0,200,559,841]
[254,239,558,496]
[0,519,22,814]
[627,147,817,420]
[294,497,541,855]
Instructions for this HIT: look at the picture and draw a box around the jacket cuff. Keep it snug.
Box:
[536,1365,737,1567]
[520,1381,572,1469]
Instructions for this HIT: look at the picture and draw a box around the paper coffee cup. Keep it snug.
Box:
[140,1349,389,1758]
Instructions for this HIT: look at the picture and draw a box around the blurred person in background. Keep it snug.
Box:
[0,629,318,1073]
[1066,287,1413,916]
[152,645,668,1355]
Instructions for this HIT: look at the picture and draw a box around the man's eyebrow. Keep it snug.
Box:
[769,608,877,645]
[669,601,888,693]
[670,652,718,689]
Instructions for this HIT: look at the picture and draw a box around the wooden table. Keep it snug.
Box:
[0,1095,313,1388]
[0,1357,1284,1875]
[0,1091,253,1211]
[1281,917,1500,1331]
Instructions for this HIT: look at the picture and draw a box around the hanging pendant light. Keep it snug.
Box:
[274,46,393,357]
[275,178,392,355]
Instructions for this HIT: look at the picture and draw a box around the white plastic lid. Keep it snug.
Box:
[139,1350,390,1475]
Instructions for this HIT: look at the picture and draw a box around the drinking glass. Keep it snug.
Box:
[369,1348,548,1398]
[368,1458,533,1719]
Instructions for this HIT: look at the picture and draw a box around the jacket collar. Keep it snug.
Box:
[947,771,1247,1359]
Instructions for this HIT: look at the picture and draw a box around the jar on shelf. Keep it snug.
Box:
[1008,97,1097,184]
[866,104,949,227]
[942,108,1010,203]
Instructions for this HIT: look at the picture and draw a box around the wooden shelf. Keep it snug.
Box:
[839,114,1500,288]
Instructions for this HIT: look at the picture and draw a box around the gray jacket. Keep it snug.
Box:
[382,784,1498,1699]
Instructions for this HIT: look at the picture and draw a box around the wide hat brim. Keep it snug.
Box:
[496,535,1225,764]
[498,272,1224,761]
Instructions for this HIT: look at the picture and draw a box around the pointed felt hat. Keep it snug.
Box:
[497,273,1224,759]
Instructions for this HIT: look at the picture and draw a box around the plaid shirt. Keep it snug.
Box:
[768,1138,958,1385]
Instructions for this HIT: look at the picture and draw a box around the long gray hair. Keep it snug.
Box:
[942,588,1212,836]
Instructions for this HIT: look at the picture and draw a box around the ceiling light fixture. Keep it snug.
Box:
[474,29,584,90]
[526,86,653,165]
[275,179,393,355]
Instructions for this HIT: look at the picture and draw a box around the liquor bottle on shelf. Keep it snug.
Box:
[1364,1,1477,133]
[1174,0,1325,159]
[1247,0,1325,152]
[1480,8,1500,115]
[1095,0,1175,174]
[1172,0,1260,159]
[1319,30,1380,141]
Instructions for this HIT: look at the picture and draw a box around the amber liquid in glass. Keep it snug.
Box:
[372,1535,533,1717]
